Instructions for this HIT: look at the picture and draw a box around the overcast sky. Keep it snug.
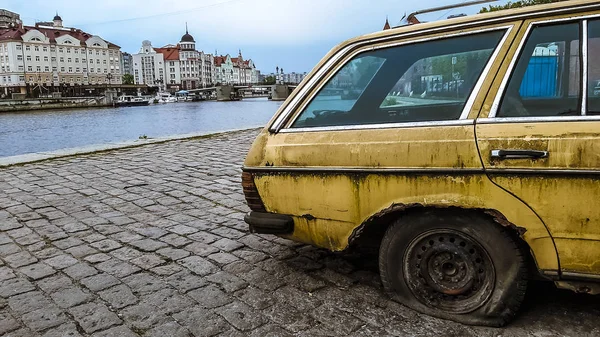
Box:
[4,0,513,74]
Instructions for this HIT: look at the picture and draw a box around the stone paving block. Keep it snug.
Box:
[145,321,191,337]
[90,239,122,252]
[140,288,195,315]
[108,231,144,243]
[156,247,190,261]
[84,253,112,264]
[53,237,84,250]
[151,263,183,276]
[188,285,233,309]
[165,271,207,293]
[19,263,56,280]
[159,233,192,247]
[248,324,295,337]
[122,272,167,295]
[0,266,16,281]
[37,274,73,294]
[184,242,219,257]
[41,323,82,337]
[121,303,170,331]
[44,254,79,269]
[21,307,67,332]
[4,251,38,268]
[90,325,138,337]
[187,231,220,244]
[50,287,92,308]
[109,247,143,261]
[98,284,138,309]
[215,301,267,332]
[8,290,53,315]
[205,271,247,293]
[260,303,316,333]
[130,254,165,269]
[63,262,98,280]
[69,302,122,334]
[65,244,98,258]
[0,311,21,335]
[96,259,140,278]
[0,243,22,257]
[168,224,198,235]
[80,273,120,292]
[172,307,229,337]
[178,256,218,276]
[6,327,40,337]
[129,238,168,252]
[212,238,244,252]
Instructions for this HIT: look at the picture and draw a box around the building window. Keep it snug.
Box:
[69,67,73,73]
[25,45,30,51]
[51,57,56,61]
[67,48,71,53]
[74,49,78,54]
[96,51,100,55]
[34,46,39,51]
[45,66,49,71]
[59,48,63,52]
[17,55,22,61]
[26,55,31,61]
[44,56,48,61]
[52,66,57,71]
[75,58,79,63]
[16,44,22,50]
[27,66,32,71]
[90,68,94,73]
[68,58,72,63]
[90,59,93,64]
[36,56,40,61]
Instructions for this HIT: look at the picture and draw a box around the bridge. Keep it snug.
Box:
[187,84,297,101]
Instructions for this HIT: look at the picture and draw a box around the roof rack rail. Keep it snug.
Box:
[396,0,498,27]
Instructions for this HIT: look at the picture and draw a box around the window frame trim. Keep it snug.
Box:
[275,25,513,134]
[488,14,600,119]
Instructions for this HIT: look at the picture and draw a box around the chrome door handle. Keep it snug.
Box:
[491,149,549,159]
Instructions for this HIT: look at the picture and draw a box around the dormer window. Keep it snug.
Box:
[31,37,41,42]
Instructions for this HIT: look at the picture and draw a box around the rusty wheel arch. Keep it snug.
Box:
[347,204,538,276]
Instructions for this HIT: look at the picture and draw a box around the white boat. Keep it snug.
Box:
[114,95,149,107]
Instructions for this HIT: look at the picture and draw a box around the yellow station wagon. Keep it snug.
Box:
[243,0,600,326]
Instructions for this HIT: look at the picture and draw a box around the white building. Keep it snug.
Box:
[0,12,122,96]
[132,40,165,91]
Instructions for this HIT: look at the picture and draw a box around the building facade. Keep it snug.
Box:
[0,12,123,96]
[132,40,165,91]
[120,52,132,75]
[213,50,259,85]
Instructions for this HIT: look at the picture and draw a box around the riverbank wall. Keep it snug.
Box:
[0,96,113,112]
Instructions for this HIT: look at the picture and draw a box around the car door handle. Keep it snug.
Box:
[491,149,549,159]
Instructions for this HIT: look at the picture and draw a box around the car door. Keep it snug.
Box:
[246,23,560,259]
[476,16,600,278]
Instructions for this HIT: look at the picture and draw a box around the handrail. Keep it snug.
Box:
[398,0,499,26]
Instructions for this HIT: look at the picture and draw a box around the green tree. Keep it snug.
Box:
[264,76,276,85]
[122,74,134,85]
[480,0,566,13]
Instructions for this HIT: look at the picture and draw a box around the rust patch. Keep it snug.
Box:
[483,209,527,236]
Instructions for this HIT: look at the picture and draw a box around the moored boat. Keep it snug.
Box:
[114,95,150,107]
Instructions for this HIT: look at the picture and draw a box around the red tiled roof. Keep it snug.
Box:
[214,55,226,67]
[155,47,180,60]
[0,25,120,48]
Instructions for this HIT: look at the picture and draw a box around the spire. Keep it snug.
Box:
[186,22,188,34]
[383,16,391,30]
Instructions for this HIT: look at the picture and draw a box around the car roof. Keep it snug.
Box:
[348,0,600,46]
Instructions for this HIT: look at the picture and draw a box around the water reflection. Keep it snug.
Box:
[0,98,282,157]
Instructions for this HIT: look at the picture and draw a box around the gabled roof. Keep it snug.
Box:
[0,25,120,48]
[155,46,180,60]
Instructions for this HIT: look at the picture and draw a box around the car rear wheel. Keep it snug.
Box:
[379,210,528,326]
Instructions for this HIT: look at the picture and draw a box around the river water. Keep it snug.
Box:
[0,98,282,158]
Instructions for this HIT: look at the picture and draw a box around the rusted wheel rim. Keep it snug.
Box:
[403,229,495,313]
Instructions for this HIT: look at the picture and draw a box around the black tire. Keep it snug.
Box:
[379,210,528,326]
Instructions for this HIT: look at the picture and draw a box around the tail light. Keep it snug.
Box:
[242,172,266,212]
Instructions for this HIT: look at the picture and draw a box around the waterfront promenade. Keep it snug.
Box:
[0,129,598,336]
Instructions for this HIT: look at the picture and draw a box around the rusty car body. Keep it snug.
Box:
[242,0,600,326]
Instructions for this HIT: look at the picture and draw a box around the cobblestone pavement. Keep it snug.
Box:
[0,129,599,337]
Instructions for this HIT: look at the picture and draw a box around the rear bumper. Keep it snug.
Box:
[244,211,294,234]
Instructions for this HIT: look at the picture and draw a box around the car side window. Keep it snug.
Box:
[588,20,600,114]
[291,30,505,128]
[498,23,581,117]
